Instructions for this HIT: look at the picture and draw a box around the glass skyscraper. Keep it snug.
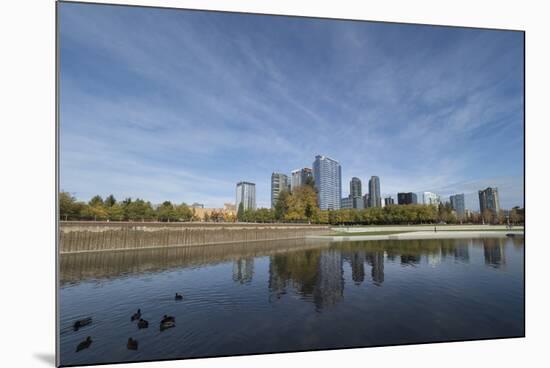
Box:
[479,187,500,215]
[313,155,342,210]
[368,176,381,207]
[290,167,313,191]
[349,177,363,209]
[397,192,417,205]
[423,191,441,206]
[236,181,256,211]
[271,173,289,208]
[450,193,466,218]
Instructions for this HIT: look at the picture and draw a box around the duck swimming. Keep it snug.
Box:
[137,318,149,329]
[131,309,141,321]
[160,315,176,331]
[161,315,175,323]
[175,293,183,300]
[73,317,92,331]
[127,338,138,350]
[76,336,92,352]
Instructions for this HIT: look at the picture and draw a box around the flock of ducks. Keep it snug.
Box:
[73,293,184,353]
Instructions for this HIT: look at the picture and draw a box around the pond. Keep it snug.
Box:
[58,236,524,366]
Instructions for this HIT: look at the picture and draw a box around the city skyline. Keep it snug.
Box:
[59,4,524,211]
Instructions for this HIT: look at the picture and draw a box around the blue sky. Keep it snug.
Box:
[59,3,524,210]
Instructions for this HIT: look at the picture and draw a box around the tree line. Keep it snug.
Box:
[60,192,195,222]
[60,190,524,225]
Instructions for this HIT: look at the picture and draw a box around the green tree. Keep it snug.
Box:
[89,195,104,207]
[124,198,154,221]
[285,186,319,222]
[255,208,274,223]
[104,194,116,207]
[80,203,108,221]
[107,203,125,221]
[157,201,177,222]
[59,191,85,220]
[175,203,193,221]
[274,190,290,221]
[237,202,245,222]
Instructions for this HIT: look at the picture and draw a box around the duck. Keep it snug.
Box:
[127,337,138,350]
[131,309,141,321]
[161,315,175,323]
[75,336,92,352]
[73,317,92,331]
[137,318,149,329]
[175,293,183,300]
[160,315,176,331]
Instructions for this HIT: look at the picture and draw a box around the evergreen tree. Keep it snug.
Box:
[237,202,245,222]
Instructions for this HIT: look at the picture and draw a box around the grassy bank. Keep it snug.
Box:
[328,231,416,236]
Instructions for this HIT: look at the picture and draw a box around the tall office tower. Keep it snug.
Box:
[312,155,342,210]
[341,196,353,209]
[271,172,289,208]
[479,187,500,215]
[368,176,381,207]
[397,192,418,205]
[384,196,395,206]
[291,167,313,191]
[350,177,362,198]
[363,193,370,208]
[422,191,441,206]
[354,196,365,209]
[450,193,466,218]
[236,181,256,211]
[350,177,363,209]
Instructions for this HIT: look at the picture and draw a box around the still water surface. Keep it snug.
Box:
[59,237,524,366]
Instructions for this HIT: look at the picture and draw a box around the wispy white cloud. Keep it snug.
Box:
[59,3,524,209]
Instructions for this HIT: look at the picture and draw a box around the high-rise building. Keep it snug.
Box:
[350,177,362,198]
[341,196,353,209]
[423,192,441,206]
[384,196,395,206]
[363,193,370,208]
[368,176,381,207]
[479,187,500,216]
[354,196,364,209]
[397,192,417,205]
[236,181,256,211]
[271,172,289,208]
[313,155,342,210]
[291,168,313,191]
[349,177,363,209]
[450,193,466,218]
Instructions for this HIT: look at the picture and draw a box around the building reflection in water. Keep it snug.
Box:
[232,258,254,284]
[400,254,421,266]
[313,249,344,309]
[453,244,470,263]
[268,249,344,310]
[483,238,506,268]
[427,249,442,267]
[268,249,322,301]
[349,251,365,285]
[365,252,384,286]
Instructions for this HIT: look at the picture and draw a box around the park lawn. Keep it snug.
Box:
[327,230,417,236]
[442,228,524,232]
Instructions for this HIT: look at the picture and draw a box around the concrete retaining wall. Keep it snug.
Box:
[59,221,330,253]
